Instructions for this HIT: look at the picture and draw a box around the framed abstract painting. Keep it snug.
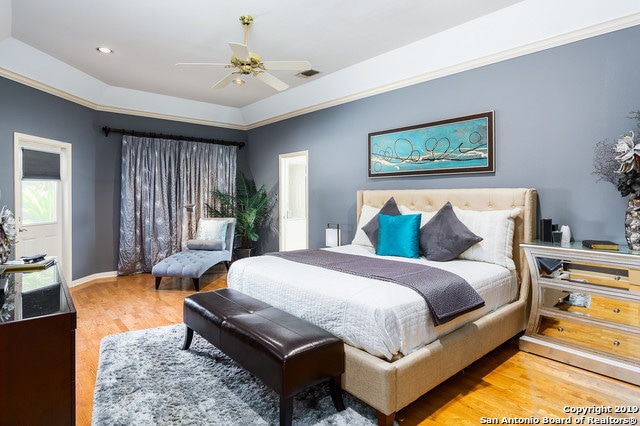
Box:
[368,111,495,178]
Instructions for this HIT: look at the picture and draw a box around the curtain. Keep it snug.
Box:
[118,136,237,275]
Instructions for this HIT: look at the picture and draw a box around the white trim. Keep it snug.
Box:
[0,68,247,131]
[70,270,118,287]
[279,150,309,251]
[1,9,639,129]
[244,12,640,129]
[13,132,73,282]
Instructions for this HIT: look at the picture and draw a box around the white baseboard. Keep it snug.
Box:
[70,270,118,287]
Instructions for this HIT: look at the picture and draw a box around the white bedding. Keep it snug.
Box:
[227,244,517,360]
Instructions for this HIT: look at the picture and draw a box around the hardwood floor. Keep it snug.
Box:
[71,267,229,426]
[71,270,640,426]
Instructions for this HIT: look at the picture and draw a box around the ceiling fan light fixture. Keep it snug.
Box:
[177,14,311,92]
[96,46,113,54]
[239,15,253,26]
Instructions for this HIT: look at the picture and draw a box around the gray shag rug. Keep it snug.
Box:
[92,324,381,425]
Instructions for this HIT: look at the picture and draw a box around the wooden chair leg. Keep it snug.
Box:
[279,396,293,426]
[329,376,345,411]
[377,410,396,426]
[181,326,194,350]
[192,278,200,291]
[154,276,162,290]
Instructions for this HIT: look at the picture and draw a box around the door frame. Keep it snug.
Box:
[13,132,73,281]
[278,150,308,251]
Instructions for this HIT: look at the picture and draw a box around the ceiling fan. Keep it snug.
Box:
[176,15,312,91]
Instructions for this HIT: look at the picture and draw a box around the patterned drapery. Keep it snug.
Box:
[117,136,237,275]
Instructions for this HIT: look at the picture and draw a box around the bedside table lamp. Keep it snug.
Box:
[325,223,341,247]
[184,203,196,239]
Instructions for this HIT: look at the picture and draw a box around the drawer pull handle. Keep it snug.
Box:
[614,340,620,346]
[614,275,621,281]
[613,308,620,313]
[557,327,564,332]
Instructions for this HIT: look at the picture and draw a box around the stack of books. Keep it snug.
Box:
[582,240,619,251]
[0,257,55,272]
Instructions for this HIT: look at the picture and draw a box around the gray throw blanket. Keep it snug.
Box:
[268,249,485,325]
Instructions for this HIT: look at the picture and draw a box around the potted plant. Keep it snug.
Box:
[206,172,271,258]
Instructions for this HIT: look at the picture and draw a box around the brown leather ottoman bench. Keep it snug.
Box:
[182,288,345,426]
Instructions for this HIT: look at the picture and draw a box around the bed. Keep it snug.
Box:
[227,187,537,425]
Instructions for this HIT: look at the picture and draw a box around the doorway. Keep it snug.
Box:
[279,151,308,251]
[13,133,72,281]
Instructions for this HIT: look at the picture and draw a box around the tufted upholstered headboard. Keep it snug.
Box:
[356,188,537,302]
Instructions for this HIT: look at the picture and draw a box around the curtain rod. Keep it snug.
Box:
[101,126,245,149]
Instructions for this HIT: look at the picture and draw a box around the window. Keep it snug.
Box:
[21,180,58,225]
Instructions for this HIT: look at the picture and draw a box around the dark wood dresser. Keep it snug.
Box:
[0,262,76,425]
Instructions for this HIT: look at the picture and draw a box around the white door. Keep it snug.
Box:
[279,151,308,251]
[13,133,72,281]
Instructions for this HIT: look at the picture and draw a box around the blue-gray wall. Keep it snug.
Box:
[0,79,247,279]
[1,24,639,279]
[248,24,640,253]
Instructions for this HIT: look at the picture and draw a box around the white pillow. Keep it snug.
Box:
[352,205,380,247]
[452,207,521,270]
[196,219,229,250]
[398,205,438,227]
[354,205,440,247]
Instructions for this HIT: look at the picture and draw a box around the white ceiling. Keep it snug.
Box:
[1,0,640,129]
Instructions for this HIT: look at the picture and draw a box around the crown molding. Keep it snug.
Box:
[95,104,247,131]
[0,67,249,131]
[3,11,640,131]
[0,67,99,110]
[245,12,640,129]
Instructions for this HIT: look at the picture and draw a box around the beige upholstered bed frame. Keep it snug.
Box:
[343,188,537,426]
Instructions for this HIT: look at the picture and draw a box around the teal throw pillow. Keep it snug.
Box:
[376,213,421,258]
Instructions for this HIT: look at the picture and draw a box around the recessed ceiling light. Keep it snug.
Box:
[96,47,113,54]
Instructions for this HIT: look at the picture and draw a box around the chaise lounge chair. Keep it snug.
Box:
[152,217,236,291]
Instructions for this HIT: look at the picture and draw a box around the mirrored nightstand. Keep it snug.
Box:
[520,241,640,385]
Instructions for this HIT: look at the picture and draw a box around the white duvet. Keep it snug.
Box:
[227,244,517,360]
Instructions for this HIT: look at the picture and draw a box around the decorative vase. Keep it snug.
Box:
[0,206,16,264]
[624,195,640,252]
[0,245,7,264]
[0,230,9,264]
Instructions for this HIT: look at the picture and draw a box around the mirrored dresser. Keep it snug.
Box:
[520,241,640,385]
[0,262,76,425]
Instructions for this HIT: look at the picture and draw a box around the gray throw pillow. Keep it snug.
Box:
[421,202,483,261]
[362,197,401,250]
[186,239,224,251]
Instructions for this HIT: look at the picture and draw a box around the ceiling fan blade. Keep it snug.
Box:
[261,60,312,71]
[176,62,230,68]
[228,42,250,62]
[255,71,289,91]
[212,73,239,89]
